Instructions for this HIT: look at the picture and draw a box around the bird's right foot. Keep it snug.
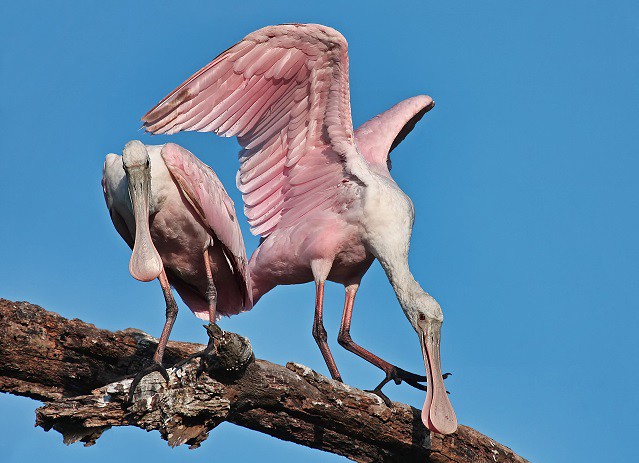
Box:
[366,367,452,407]
[172,323,219,374]
[366,366,422,407]
[127,360,170,404]
[386,365,429,391]
[190,338,217,377]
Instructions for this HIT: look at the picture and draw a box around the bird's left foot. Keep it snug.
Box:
[127,360,170,404]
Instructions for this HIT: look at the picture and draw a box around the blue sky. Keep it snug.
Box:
[1,1,638,461]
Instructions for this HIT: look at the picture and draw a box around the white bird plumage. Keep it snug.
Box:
[102,140,251,400]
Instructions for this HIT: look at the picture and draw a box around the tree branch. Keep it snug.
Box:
[0,298,528,463]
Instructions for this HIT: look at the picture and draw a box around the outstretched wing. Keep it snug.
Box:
[160,143,252,308]
[143,24,368,237]
[354,95,434,168]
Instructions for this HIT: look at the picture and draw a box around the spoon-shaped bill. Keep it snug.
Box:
[126,164,162,282]
[420,320,457,435]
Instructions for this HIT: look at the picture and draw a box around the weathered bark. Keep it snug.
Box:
[0,298,529,463]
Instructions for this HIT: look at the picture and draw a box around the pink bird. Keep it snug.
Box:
[142,24,457,434]
[102,140,252,400]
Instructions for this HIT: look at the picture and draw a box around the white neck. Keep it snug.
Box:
[378,255,440,327]
[360,168,442,324]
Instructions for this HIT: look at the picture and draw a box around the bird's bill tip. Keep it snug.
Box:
[129,248,163,282]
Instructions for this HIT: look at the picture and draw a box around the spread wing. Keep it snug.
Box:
[143,23,367,237]
[160,143,252,308]
[354,95,434,168]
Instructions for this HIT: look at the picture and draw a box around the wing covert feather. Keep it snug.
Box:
[143,24,366,237]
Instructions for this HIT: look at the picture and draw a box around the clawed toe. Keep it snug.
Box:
[367,387,393,407]
[127,361,170,404]
[386,367,452,391]
[388,366,427,391]
[172,339,217,375]
[172,323,219,371]
[395,368,427,384]
[194,341,217,377]
[367,369,399,406]
[394,368,427,390]
[369,365,451,399]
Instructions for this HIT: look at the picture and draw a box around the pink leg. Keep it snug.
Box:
[153,269,180,363]
[312,281,343,382]
[128,269,177,402]
[179,248,219,371]
[203,247,217,323]
[337,286,393,372]
[337,285,427,404]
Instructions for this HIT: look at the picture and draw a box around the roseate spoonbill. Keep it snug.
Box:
[102,140,252,400]
[142,23,456,434]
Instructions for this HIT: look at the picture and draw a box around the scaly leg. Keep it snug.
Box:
[174,248,219,373]
[201,247,218,357]
[312,281,343,382]
[337,285,429,406]
[128,269,178,403]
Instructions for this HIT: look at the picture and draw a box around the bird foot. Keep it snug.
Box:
[368,366,453,401]
[366,385,393,407]
[127,360,170,404]
[365,367,420,408]
[194,340,218,378]
[385,365,429,391]
[173,323,219,374]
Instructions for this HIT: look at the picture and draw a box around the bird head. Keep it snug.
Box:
[122,140,151,171]
[405,292,457,435]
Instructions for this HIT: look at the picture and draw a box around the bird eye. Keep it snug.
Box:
[418,313,426,321]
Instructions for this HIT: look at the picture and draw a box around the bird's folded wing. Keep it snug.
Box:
[161,143,252,307]
[143,23,367,237]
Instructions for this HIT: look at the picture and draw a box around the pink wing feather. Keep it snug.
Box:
[354,95,434,168]
[160,143,253,309]
[143,24,364,237]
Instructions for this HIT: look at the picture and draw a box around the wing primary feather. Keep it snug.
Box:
[199,73,264,132]
[163,64,237,130]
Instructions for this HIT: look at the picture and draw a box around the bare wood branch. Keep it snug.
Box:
[0,298,529,463]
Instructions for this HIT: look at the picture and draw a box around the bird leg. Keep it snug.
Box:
[201,247,218,358]
[337,285,432,406]
[312,281,343,382]
[128,269,177,403]
[174,248,219,374]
